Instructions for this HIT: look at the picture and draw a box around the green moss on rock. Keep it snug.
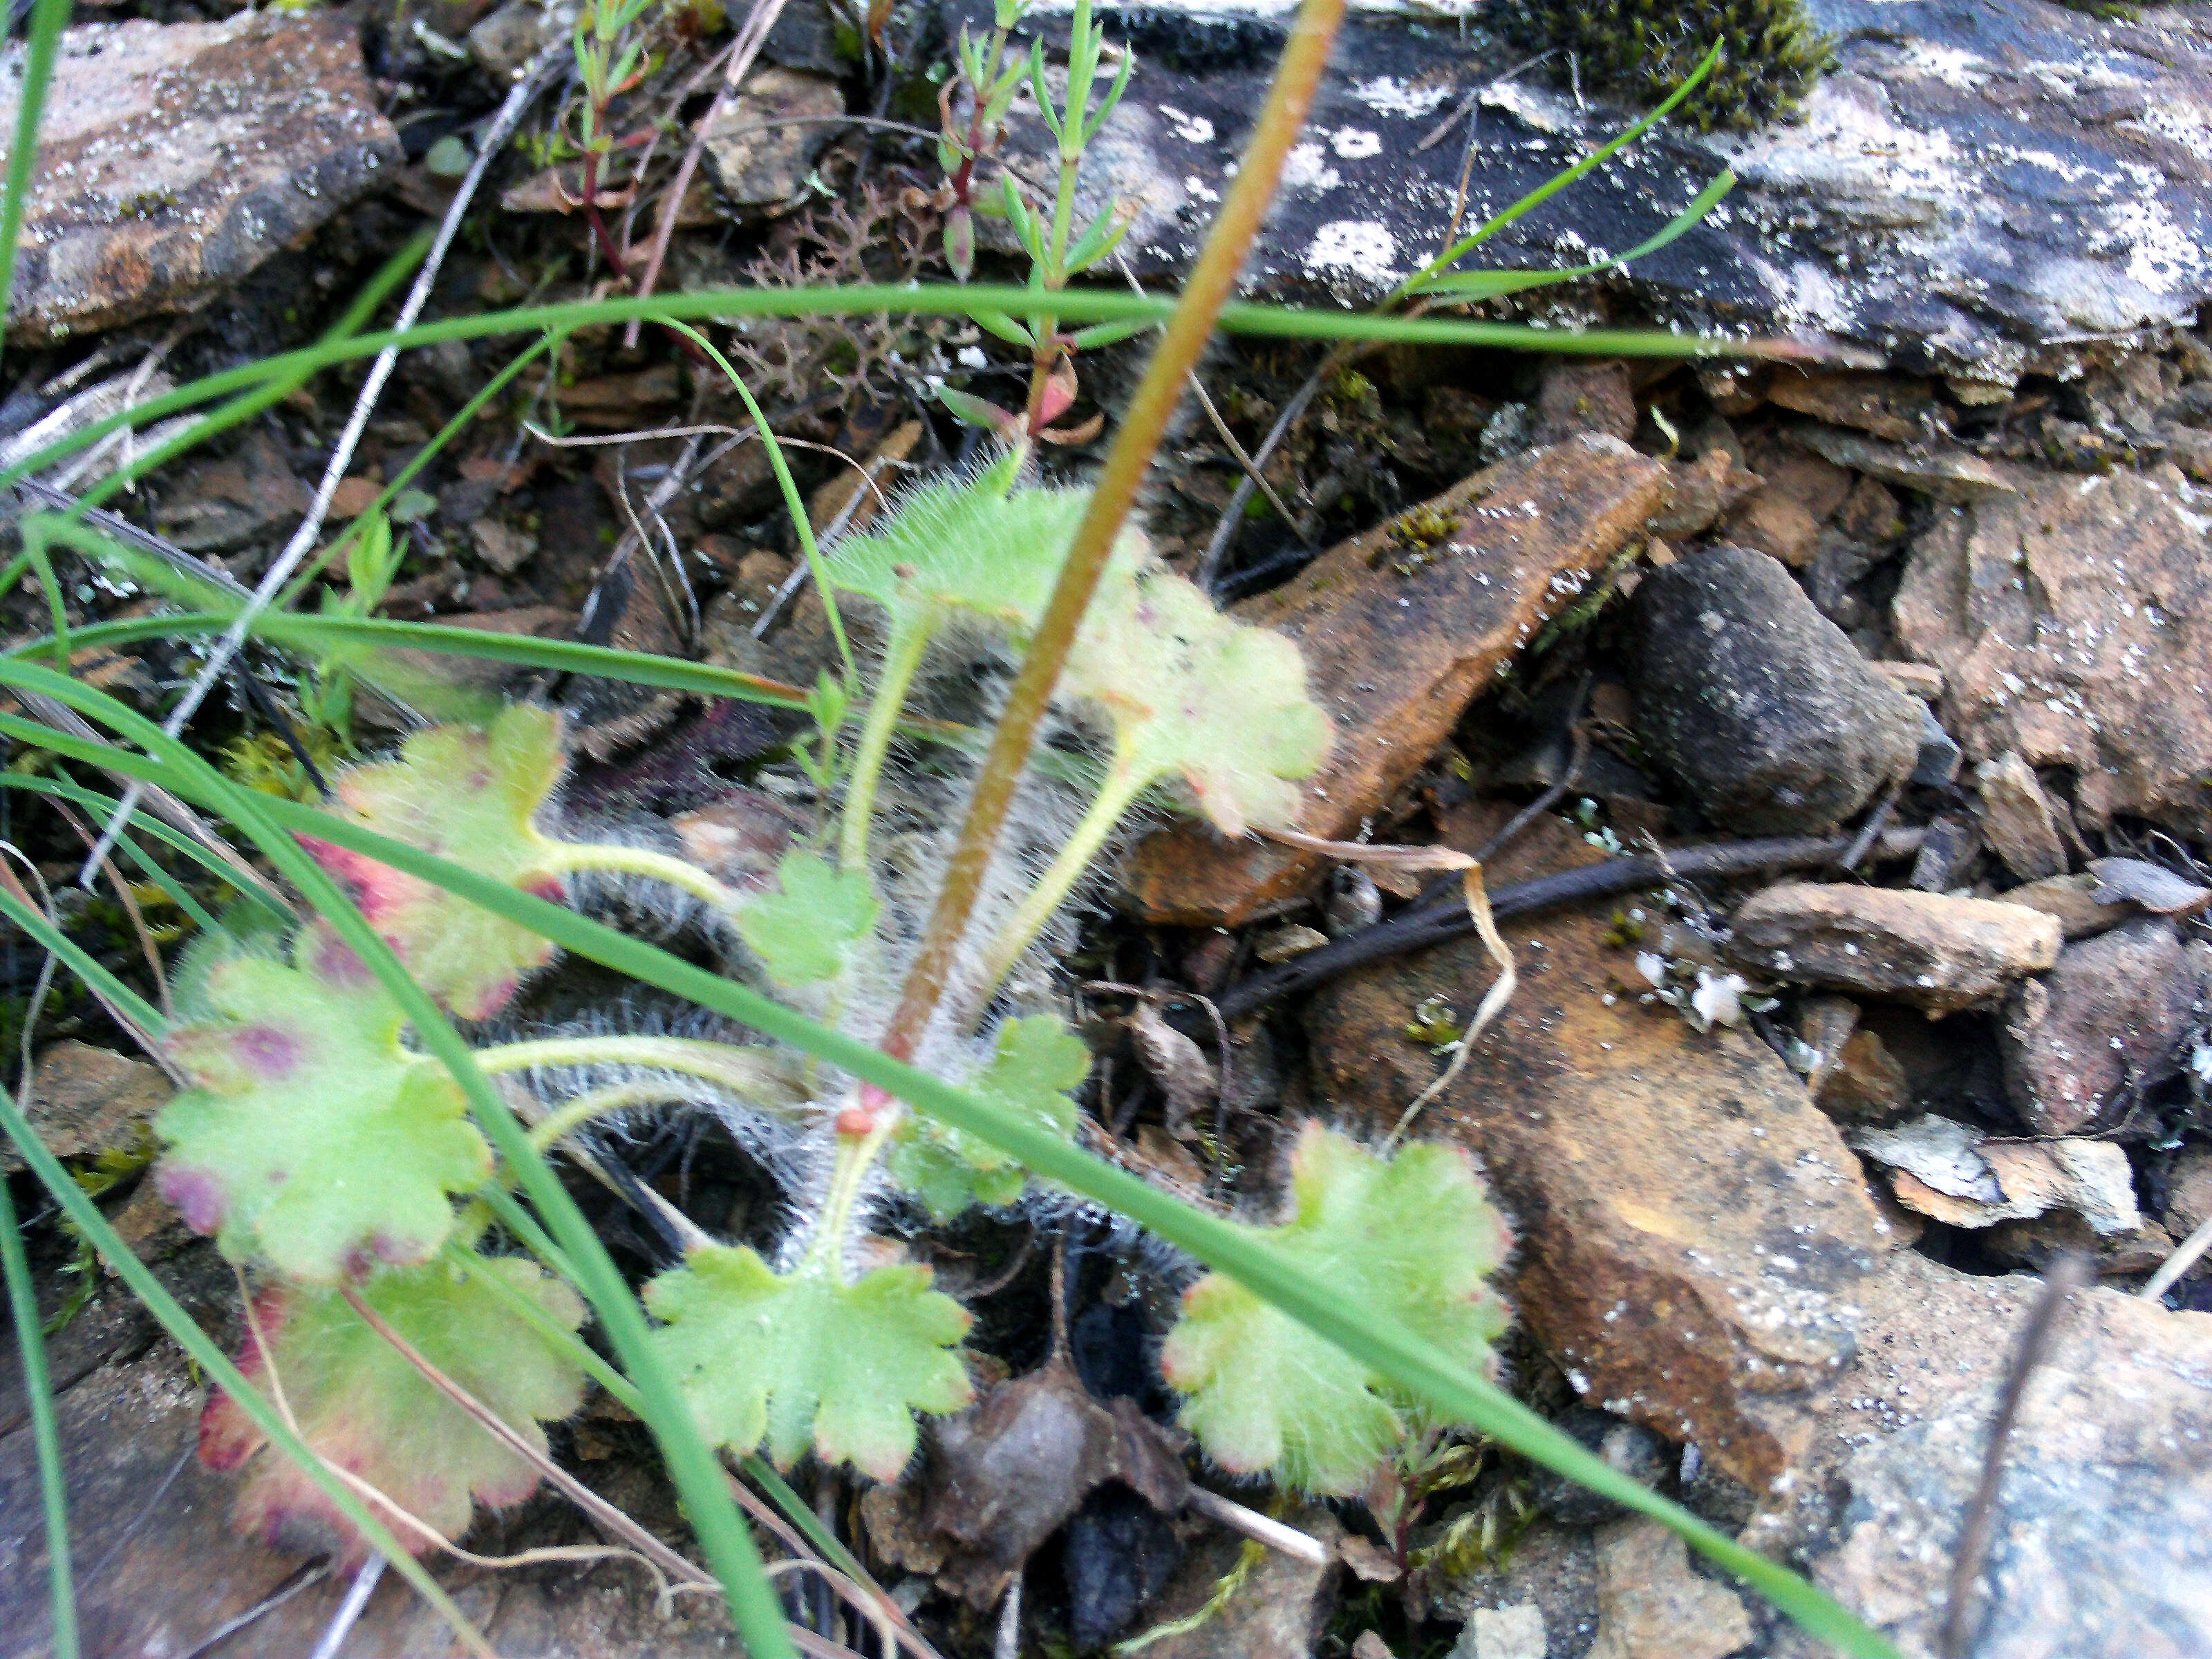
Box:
[1497,0,1833,131]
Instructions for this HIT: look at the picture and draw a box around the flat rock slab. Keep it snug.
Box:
[975,0,2212,377]
[1759,1252,2212,1659]
[0,11,400,341]
[1307,823,1888,1490]
[1893,462,2212,838]
[1727,883,2061,1015]
[1123,435,1668,925]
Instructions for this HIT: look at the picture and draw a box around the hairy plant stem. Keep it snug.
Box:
[971,749,1150,1017]
[805,1112,901,1277]
[475,1034,795,1102]
[526,1080,711,1153]
[838,618,932,874]
[881,0,1348,1060]
[541,838,746,919]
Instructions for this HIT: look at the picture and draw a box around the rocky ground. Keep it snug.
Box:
[5,1,2212,1657]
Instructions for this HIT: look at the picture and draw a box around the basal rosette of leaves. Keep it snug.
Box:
[155,925,492,1284]
[1161,1123,1513,1495]
[199,1257,586,1562]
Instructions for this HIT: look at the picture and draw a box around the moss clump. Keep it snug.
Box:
[1497,0,1833,131]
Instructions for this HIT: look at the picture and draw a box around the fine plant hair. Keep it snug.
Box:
[0,0,1906,1649]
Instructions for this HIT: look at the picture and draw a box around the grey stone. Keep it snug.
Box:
[0,12,400,342]
[1909,705,1962,788]
[959,0,2212,377]
[467,0,572,78]
[1763,1254,2212,1659]
[1626,543,1922,834]
[1998,915,2197,1136]
[1526,1408,1669,1528]
[701,67,843,206]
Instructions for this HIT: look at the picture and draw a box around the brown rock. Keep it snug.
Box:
[2002,872,2133,939]
[0,12,400,342]
[1998,916,2197,1135]
[1759,1253,2212,1659]
[1726,884,2060,1015]
[2168,1145,2212,1236]
[327,476,382,520]
[668,787,809,894]
[1647,448,1756,540]
[1583,1519,1752,1659]
[1792,424,2016,500]
[1768,373,1942,442]
[1533,359,1637,444]
[3,1041,171,1174]
[1761,450,1857,520]
[153,430,312,554]
[1725,486,1821,566]
[469,518,535,574]
[1974,752,2068,881]
[702,68,845,205]
[1309,823,1888,1490]
[1795,993,1860,1094]
[1894,464,2212,836]
[1833,476,1904,544]
[1125,437,1669,924]
[1983,1210,2175,1277]
[1815,1028,1909,1125]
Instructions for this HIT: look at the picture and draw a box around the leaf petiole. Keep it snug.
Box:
[538,838,749,921]
[472,1035,800,1108]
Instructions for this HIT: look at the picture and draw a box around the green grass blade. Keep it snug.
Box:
[0,732,1893,1656]
[1,1150,77,1659]
[1412,168,1736,298]
[0,774,291,928]
[1405,41,1725,292]
[4,594,811,712]
[0,285,1788,496]
[0,883,171,1040]
[0,0,74,377]
[0,662,798,1659]
[0,1081,498,1658]
[0,774,229,935]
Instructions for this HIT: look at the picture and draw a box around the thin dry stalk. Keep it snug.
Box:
[337,1284,720,1596]
[1387,865,1515,1149]
[625,0,795,348]
[879,0,1351,1056]
[1940,1253,2094,1659]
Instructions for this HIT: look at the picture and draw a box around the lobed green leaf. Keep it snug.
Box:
[1161,1123,1511,1494]
[890,1015,1087,1219]
[646,1247,973,1480]
[200,1257,585,1562]
[155,928,492,1284]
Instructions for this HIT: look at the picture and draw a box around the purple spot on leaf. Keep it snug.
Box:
[232,1024,300,1079]
[158,1163,228,1234]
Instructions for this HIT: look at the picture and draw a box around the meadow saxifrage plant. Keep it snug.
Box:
[140,444,1524,1563]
